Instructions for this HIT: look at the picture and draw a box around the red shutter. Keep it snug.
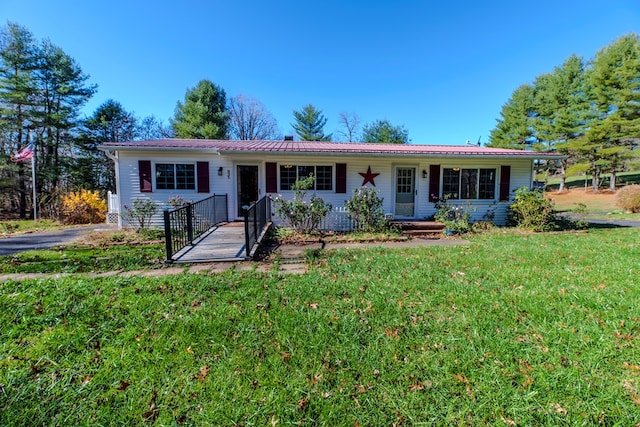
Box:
[138,160,152,193]
[429,165,440,202]
[499,165,511,201]
[265,162,277,193]
[197,161,210,193]
[336,163,347,194]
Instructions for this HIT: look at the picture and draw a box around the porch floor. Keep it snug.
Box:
[172,222,251,263]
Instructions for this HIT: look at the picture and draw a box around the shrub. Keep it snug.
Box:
[616,185,640,213]
[272,176,332,233]
[433,197,473,235]
[122,198,158,230]
[509,187,555,231]
[60,189,107,224]
[345,187,386,232]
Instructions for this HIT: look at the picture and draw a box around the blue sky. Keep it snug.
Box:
[2,0,639,145]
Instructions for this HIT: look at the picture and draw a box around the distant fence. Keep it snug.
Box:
[244,196,272,258]
[163,194,228,262]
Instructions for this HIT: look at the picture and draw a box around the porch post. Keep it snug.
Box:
[186,203,193,245]
[163,209,173,262]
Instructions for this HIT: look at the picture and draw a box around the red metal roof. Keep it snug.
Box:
[99,139,561,158]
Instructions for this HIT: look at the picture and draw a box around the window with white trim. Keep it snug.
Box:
[279,165,333,191]
[156,163,195,190]
[442,168,496,200]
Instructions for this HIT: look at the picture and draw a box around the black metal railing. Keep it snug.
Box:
[243,195,272,258]
[164,194,228,262]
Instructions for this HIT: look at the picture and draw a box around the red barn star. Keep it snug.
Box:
[359,166,380,186]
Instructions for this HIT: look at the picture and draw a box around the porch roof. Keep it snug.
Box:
[99,139,562,159]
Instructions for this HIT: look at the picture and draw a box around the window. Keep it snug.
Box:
[156,163,195,190]
[442,168,496,200]
[279,165,333,191]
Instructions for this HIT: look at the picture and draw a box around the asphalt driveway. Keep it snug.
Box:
[0,225,116,256]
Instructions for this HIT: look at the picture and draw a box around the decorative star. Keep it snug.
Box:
[359,165,380,187]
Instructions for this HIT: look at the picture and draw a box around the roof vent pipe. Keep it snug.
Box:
[284,135,294,141]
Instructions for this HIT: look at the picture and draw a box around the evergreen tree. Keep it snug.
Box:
[531,55,589,191]
[0,22,38,218]
[586,34,640,190]
[291,104,331,141]
[171,79,228,139]
[488,84,536,149]
[75,100,137,191]
[361,119,409,144]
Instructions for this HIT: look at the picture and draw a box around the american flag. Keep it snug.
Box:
[11,143,34,162]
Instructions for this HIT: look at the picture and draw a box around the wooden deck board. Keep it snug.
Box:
[172,223,250,263]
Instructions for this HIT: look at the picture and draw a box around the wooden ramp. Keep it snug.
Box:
[172,222,251,263]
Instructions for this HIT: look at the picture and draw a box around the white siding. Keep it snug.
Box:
[114,150,534,229]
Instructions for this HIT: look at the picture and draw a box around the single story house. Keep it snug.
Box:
[98,139,560,229]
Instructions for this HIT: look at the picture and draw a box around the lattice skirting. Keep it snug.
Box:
[106,212,119,224]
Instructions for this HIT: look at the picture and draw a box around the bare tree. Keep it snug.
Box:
[337,111,360,142]
[229,94,279,140]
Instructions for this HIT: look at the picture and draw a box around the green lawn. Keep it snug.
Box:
[546,170,640,190]
[0,219,64,235]
[1,228,640,425]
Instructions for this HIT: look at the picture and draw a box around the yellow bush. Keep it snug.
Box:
[61,190,107,224]
[616,185,640,213]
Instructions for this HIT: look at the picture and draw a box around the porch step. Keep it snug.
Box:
[391,221,445,237]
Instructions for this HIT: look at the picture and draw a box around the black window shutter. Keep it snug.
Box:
[197,161,210,193]
[138,160,152,193]
[499,165,511,201]
[336,163,347,194]
[429,165,440,202]
[265,162,277,193]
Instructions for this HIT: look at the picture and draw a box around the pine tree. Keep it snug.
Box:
[291,104,331,141]
[488,84,536,149]
[171,79,228,139]
[586,34,640,190]
[361,119,409,144]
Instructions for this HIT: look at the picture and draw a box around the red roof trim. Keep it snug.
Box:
[99,139,562,158]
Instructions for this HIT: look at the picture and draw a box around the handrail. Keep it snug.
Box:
[243,195,271,258]
[164,194,228,262]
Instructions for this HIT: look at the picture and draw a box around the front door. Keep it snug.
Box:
[237,165,259,217]
[395,167,415,217]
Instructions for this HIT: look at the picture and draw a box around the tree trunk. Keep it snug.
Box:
[558,159,567,192]
[610,170,616,191]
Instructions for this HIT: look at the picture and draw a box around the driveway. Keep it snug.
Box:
[0,225,116,256]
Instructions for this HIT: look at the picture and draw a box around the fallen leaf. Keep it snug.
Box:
[624,362,640,371]
[500,413,516,426]
[116,380,130,391]
[453,373,469,383]
[195,365,209,382]
[553,403,567,415]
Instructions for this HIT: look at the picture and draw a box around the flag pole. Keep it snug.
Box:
[30,133,37,221]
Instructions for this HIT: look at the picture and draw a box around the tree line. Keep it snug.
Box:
[0,22,410,219]
[489,34,640,191]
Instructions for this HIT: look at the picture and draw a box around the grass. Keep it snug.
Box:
[0,219,65,236]
[0,229,166,274]
[2,227,640,425]
[546,171,640,191]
